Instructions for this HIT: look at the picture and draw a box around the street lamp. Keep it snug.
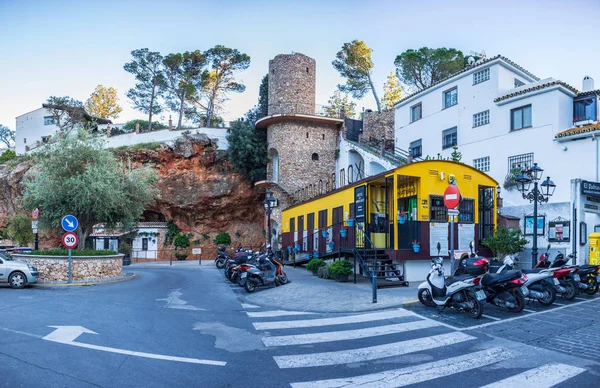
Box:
[263,188,276,247]
[515,163,555,267]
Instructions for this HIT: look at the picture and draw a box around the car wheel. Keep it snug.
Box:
[9,272,26,289]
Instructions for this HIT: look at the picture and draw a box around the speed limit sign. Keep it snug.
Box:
[62,232,79,249]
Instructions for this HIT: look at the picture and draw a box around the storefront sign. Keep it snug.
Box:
[582,180,600,197]
[354,185,366,221]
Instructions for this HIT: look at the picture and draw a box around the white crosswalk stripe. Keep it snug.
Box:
[290,347,512,388]
[247,310,315,318]
[253,308,413,330]
[241,306,588,387]
[274,331,475,368]
[479,363,586,388]
[262,319,439,347]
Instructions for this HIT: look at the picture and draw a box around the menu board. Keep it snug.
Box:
[429,222,449,256]
[458,223,475,251]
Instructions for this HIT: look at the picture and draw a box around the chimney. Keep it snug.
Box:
[168,117,173,131]
[135,123,140,134]
[106,125,111,138]
[583,76,595,92]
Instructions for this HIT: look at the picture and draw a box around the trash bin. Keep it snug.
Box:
[123,256,131,266]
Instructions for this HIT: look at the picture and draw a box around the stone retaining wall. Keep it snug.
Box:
[12,254,123,283]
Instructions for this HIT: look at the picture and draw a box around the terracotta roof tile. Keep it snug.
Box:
[555,122,600,139]
[396,55,540,105]
[494,80,578,102]
[577,89,600,97]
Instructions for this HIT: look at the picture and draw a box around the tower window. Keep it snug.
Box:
[306,132,309,139]
[306,67,309,73]
[312,153,319,161]
[322,134,325,140]
[272,69,275,74]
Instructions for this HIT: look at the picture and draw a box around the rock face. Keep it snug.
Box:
[0,135,266,258]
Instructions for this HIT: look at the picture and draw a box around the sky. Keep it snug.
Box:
[1,0,599,131]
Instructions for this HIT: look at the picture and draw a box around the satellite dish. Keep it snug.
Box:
[468,56,475,66]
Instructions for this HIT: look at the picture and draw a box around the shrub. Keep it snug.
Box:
[214,232,231,246]
[0,149,16,164]
[3,213,34,246]
[173,234,191,250]
[328,260,353,276]
[28,249,117,256]
[317,265,331,279]
[306,258,326,273]
[123,119,167,132]
[118,242,131,257]
[482,228,528,260]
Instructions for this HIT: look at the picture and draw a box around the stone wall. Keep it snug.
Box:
[362,110,394,145]
[13,255,123,283]
[268,53,316,115]
[267,120,339,196]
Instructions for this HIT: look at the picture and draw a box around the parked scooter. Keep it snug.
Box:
[242,253,288,293]
[497,255,556,306]
[215,246,233,269]
[417,243,484,319]
[535,246,578,300]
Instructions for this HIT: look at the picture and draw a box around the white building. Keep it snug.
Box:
[393,55,600,266]
[14,108,61,155]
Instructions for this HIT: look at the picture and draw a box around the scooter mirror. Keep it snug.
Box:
[547,244,551,250]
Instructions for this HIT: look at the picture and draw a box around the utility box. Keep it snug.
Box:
[588,232,600,265]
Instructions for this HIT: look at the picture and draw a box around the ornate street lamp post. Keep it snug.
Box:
[515,163,556,267]
[263,188,276,247]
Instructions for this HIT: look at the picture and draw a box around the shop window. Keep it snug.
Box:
[429,195,447,222]
[459,199,475,223]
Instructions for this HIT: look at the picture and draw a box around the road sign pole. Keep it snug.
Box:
[68,248,72,284]
[450,216,455,274]
[34,232,39,251]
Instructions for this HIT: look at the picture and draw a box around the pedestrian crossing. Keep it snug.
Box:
[243,305,589,387]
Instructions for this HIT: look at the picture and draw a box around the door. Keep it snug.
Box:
[0,256,6,281]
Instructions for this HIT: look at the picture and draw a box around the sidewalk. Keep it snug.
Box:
[240,266,420,313]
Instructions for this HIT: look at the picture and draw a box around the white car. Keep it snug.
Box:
[0,252,39,288]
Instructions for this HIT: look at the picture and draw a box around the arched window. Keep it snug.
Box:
[272,150,279,182]
[347,165,354,184]
[312,153,319,161]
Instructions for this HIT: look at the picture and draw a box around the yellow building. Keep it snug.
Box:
[281,160,499,282]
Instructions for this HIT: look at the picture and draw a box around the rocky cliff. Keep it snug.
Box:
[0,135,266,257]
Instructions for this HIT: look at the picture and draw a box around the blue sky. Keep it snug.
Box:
[1,0,599,129]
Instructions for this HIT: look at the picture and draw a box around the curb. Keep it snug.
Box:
[34,273,137,287]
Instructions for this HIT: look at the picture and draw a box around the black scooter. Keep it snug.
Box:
[242,252,287,293]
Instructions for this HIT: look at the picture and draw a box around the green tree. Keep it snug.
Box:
[332,40,381,111]
[214,232,231,246]
[394,47,466,91]
[245,74,269,126]
[323,90,356,118]
[381,72,403,109]
[0,149,16,164]
[84,85,123,119]
[0,124,15,148]
[4,213,34,247]
[44,96,85,132]
[22,131,158,249]
[200,45,251,127]
[162,50,206,129]
[226,119,268,182]
[124,48,165,132]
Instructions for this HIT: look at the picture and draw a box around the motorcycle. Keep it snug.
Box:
[534,246,579,300]
[564,253,600,295]
[224,248,254,283]
[242,253,288,293]
[214,246,232,269]
[497,255,556,306]
[417,243,484,319]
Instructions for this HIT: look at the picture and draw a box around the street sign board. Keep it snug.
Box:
[448,209,460,216]
[61,215,79,232]
[62,232,78,249]
[582,180,600,197]
[443,185,461,209]
[31,221,38,229]
[354,185,366,221]
[32,208,39,220]
[32,228,38,234]
[192,248,201,255]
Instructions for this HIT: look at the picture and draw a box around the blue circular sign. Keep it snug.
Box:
[61,215,79,232]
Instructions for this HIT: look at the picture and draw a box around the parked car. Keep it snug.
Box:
[0,252,39,289]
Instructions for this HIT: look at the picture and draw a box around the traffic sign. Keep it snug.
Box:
[32,208,39,220]
[31,220,38,229]
[32,228,38,234]
[443,185,461,209]
[61,215,79,232]
[62,232,79,249]
[448,209,460,216]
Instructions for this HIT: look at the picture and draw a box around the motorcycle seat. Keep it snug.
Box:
[444,275,472,287]
[581,264,597,270]
[481,270,522,286]
[578,267,596,275]
[522,268,544,274]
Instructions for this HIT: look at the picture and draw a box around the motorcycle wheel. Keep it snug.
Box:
[465,291,483,319]
[584,276,599,295]
[237,274,245,286]
[244,279,257,293]
[538,283,556,306]
[216,258,226,269]
[278,273,289,284]
[563,280,577,300]
[229,271,238,284]
[508,289,525,313]
[418,288,436,307]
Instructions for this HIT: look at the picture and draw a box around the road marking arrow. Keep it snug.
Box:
[43,326,226,366]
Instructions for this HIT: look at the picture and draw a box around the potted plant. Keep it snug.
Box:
[340,227,348,238]
[412,240,421,253]
[482,227,528,271]
[119,241,131,266]
[306,258,326,275]
[328,260,353,282]
[321,229,329,238]
[398,210,407,224]
[174,234,191,260]
[346,219,355,227]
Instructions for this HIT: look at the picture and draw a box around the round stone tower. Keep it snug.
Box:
[268,53,316,116]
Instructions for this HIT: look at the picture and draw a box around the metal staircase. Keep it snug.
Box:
[346,139,419,167]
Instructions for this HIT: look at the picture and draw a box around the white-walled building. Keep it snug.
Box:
[15,108,61,155]
[393,55,600,265]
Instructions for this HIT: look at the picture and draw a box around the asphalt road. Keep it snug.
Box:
[1,264,599,387]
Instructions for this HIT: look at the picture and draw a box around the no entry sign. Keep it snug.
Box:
[62,232,79,249]
[444,185,461,209]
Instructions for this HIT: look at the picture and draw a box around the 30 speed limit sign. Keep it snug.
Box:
[62,232,79,249]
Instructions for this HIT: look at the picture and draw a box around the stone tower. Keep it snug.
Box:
[256,52,343,237]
